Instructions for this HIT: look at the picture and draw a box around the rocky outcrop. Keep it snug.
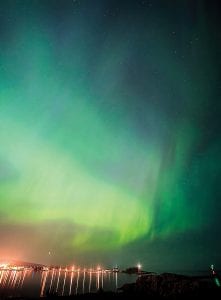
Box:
[119,273,217,298]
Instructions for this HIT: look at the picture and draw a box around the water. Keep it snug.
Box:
[157,269,213,277]
[0,269,137,298]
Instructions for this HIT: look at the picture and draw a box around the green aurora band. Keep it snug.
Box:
[0,0,220,267]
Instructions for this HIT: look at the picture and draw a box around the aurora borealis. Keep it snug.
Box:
[0,0,221,270]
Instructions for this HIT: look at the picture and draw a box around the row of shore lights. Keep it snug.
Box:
[66,264,142,272]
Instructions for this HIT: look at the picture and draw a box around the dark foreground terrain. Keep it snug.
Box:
[1,273,221,300]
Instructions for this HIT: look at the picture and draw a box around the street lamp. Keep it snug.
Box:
[137,263,142,273]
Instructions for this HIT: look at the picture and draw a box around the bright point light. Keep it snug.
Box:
[137,263,142,270]
[0,263,9,269]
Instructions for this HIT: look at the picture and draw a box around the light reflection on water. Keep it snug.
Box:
[0,269,137,298]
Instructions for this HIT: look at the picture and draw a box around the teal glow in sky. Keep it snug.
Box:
[0,0,221,270]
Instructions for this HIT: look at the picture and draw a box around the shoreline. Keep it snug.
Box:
[1,272,220,300]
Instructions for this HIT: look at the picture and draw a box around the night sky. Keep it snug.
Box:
[0,0,221,271]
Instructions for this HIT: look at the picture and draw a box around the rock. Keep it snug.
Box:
[120,272,216,298]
